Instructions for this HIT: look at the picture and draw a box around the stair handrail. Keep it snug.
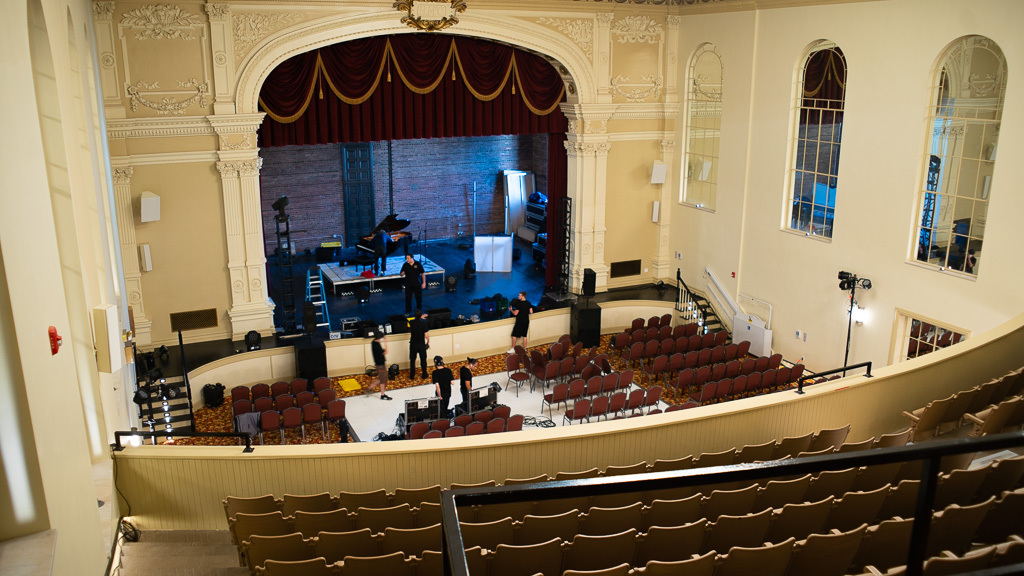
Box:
[796,361,873,394]
[112,429,254,452]
[676,268,707,328]
[704,266,741,319]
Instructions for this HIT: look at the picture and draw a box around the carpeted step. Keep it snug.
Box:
[117,530,248,576]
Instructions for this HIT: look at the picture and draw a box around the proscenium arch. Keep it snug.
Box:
[233,12,596,114]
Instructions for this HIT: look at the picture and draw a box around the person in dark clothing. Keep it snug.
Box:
[369,332,392,400]
[508,291,533,353]
[372,230,390,275]
[459,357,478,413]
[400,253,426,314]
[408,310,430,379]
[431,355,453,418]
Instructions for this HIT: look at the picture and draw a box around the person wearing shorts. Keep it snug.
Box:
[370,331,392,400]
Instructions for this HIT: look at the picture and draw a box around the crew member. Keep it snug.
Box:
[369,331,392,400]
[400,252,426,314]
[459,358,478,414]
[408,310,430,379]
[372,229,390,275]
[508,291,534,353]
[432,356,454,418]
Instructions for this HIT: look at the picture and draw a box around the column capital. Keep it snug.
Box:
[564,140,612,157]
[204,4,230,20]
[112,166,134,184]
[92,1,115,21]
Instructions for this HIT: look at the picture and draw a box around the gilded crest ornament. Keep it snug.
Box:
[393,0,466,32]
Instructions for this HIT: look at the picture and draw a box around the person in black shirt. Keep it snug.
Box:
[369,332,392,400]
[400,253,426,315]
[459,357,478,414]
[408,310,430,379]
[431,355,453,418]
[508,291,533,353]
[372,230,390,275]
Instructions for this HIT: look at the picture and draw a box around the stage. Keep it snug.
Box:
[342,370,665,441]
[319,254,445,294]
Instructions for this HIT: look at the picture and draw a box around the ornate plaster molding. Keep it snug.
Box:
[107,116,212,139]
[112,166,134,184]
[92,1,116,21]
[564,141,612,156]
[595,13,614,24]
[659,139,675,153]
[233,12,306,65]
[561,102,680,121]
[120,4,205,40]
[204,4,229,20]
[216,158,263,177]
[610,74,663,102]
[537,18,593,59]
[219,133,255,151]
[611,15,663,44]
[574,0,723,4]
[126,79,210,115]
[394,0,466,32]
[110,151,220,166]
[607,131,675,142]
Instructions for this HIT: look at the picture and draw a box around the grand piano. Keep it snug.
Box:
[355,213,412,260]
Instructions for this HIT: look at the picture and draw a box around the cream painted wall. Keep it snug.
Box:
[131,163,232,344]
[605,139,663,284]
[0,0,115,571]
[669,0,1024,373]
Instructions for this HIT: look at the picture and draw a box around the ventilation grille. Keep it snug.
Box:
[170,308,218,332]
[609,260,642,279]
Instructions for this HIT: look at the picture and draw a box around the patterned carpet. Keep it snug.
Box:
[175,333,779,446]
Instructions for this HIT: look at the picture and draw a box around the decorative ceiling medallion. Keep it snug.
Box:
[393,0,466,32]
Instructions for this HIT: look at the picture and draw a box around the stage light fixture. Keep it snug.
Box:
[838,271,853,280]
[132,387,150,405]
[860,278,872,290]
[271,196,289,221]
[156,345,169,361]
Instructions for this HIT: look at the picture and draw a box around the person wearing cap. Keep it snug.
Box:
[459,357,478,414]
[431,355,454,418]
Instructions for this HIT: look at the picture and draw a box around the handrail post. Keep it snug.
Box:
[906,454,940,576]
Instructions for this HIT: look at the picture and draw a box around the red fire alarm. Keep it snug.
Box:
[48,326,62,355]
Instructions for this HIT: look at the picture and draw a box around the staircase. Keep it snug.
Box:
[135,376,193,441]
[118,530,247,576]
[676,269,726,334]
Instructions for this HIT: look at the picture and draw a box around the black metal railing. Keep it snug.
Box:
[796,361,873,394]
[440,430,1024,576]
[112,430,254,452]
[676,268,707,328]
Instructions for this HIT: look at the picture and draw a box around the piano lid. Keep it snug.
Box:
[368,214,411,236]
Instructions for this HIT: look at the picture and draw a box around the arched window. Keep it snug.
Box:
[680,44,722,210]
[915,36,1006,276]
[788,41,846,239]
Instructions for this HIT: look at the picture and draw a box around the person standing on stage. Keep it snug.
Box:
[459,358,478,414]
[372,229,390,275]
[400,252,426,314]
[432,356,454,418]
[369,331,392,400]
[508,291,533,353]
[408,310,430,379]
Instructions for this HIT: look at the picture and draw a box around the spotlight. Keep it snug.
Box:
[132,386,150,405]
[156,345,169,362]
[271,196,289,221]
[838,271,853,281]
[860,278,872,290]
[145,368,163,383]
[446,275,459,293]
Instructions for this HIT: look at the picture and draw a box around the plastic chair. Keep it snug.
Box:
[255,558,335,576]
[713,537,796,576]
[292,508,356,538]
[765,496,834,543]
[314,528,379,563]
[282,492,338,516]
[338,489,389,511]
[825,484,889,533]
[642,494,702,530]
[392,485,441,508]
[562,529,639,573]
[460,516,516,551]
[381,523,442,556]
[340,552,410,576]
[636,551,716,576]
[356,503,415,532]
[488,537,564,576]
[578,502,643,536]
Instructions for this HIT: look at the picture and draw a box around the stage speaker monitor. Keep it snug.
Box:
[295,339,327,380]
[582,268,596,298]
[356,285,371,303]
[445,275,458,293]
[303,302,318,333]
[651,162,667,184]
[426,308,451,330]
[570,301,602,348]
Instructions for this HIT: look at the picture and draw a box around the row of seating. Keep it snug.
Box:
[685,366,805,405]
[559,387,663,424]
[902,366,1024,441]
[240,400,347,445]
[233,388,338,416]
[243,524,443,572]
[518,349,615,393]
[246,515,1024,576]
[613,321,710,351]
[231,377,333,404]
[406,406,521,439]
[623,339,756,374]
[866,536,1024,576]
[418,417,525,438]
[628,314,677,333]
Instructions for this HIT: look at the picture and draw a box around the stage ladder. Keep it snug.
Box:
[306,268,332,331]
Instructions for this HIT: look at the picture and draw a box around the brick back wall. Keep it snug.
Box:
[260,144,344,255]
[259,135,550,255]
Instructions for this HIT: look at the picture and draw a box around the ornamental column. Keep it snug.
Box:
[111,166,153,343]
[215,153,275,339]
[562,104,614,293]
[652,138,676,281]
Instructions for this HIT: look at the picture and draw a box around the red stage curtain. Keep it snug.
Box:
[258,35,566,146]
[545,133,568,286]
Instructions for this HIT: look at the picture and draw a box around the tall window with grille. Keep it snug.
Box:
[681,44,723,210]
[915,36,1006,276]
[788,42,846,238]
[895,312,967,363]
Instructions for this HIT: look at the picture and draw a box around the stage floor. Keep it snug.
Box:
[343,370,665,441]
[319,255,444,293]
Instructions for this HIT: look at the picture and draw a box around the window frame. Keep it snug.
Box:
[679,43,723,211]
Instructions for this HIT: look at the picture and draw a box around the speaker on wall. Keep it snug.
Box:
[650,162,667,184]
[582,268,596,298]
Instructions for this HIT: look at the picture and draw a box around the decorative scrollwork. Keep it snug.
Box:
[112,167,134,184]
[393,0,467,32]
[204,4,229,20]
[610,75,663,102]
[219,133,254,151]
[233,12,304,62]
[611,15,663,44]
[538,18,593,59]
[93,2,116,21]
[120,4,204,41]
[126,79,209,115]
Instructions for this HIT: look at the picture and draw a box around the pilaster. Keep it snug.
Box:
[653,138,676,280]
[204,4,237,115]
[665,16,680,103]
[111,166,152,343]
[595,13,614,103]
[92,1,125,118]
